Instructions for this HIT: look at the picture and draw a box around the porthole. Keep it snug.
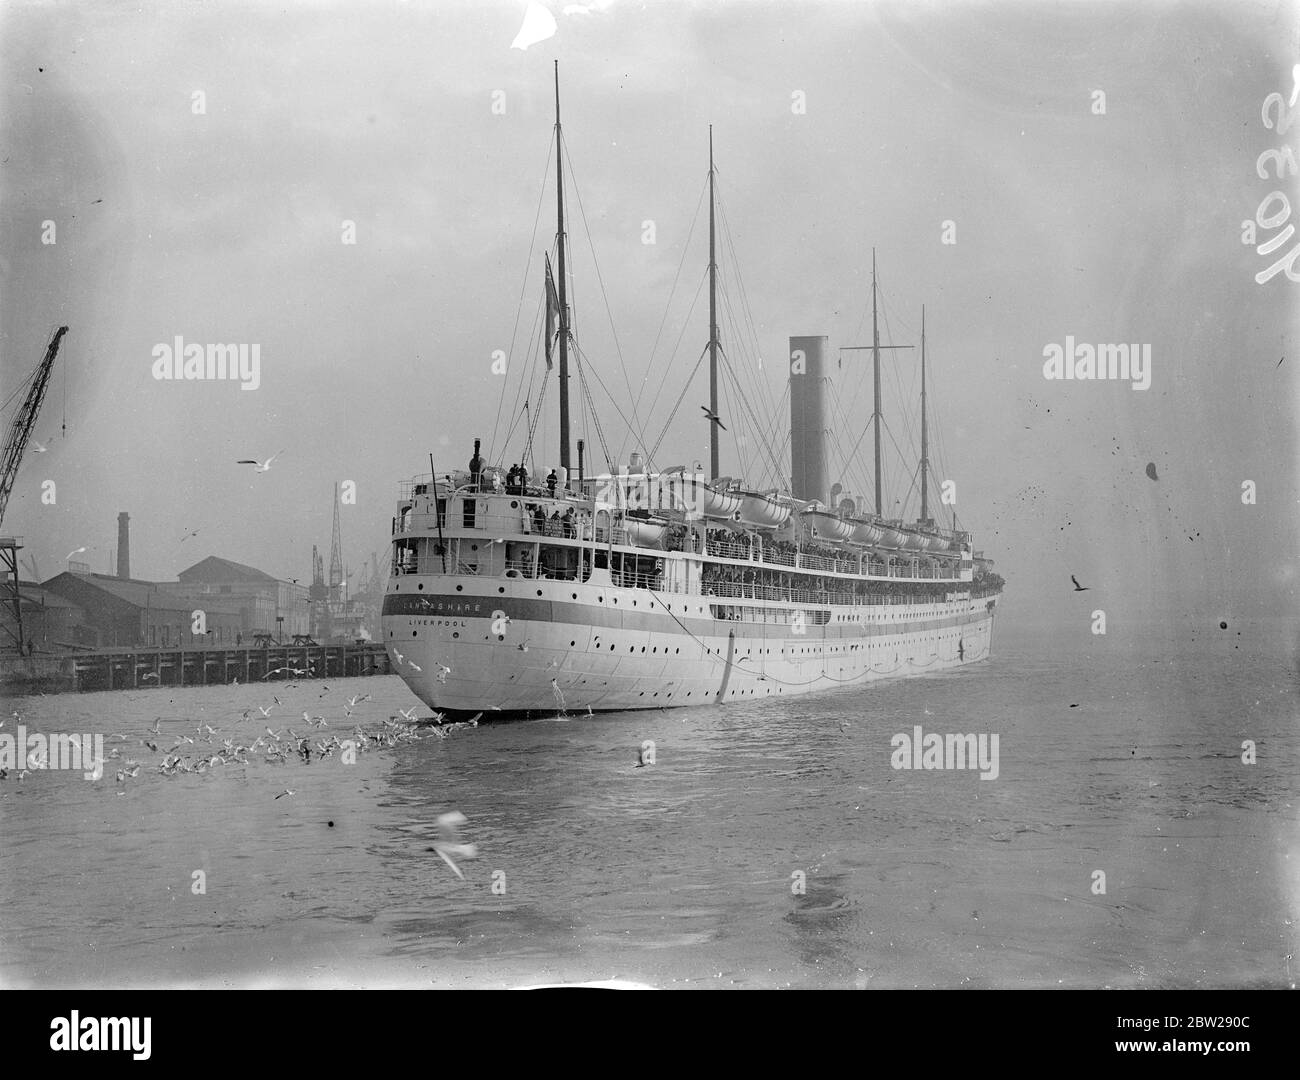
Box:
[537,590,543,597]
[570,640,575,646]
[452,632,459,639]
[418,583,424,590]
[456,585,463,592]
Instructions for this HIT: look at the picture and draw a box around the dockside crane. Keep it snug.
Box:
[0,326,69,652]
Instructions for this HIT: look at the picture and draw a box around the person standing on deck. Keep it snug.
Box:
[469,438,484,490]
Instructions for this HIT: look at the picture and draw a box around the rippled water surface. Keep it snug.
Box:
[2,622,1296,988]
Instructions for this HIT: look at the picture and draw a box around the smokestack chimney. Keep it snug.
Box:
[789,335,830,506]
[117,512,130,579]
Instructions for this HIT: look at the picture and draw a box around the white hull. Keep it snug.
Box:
[382,575,997,715]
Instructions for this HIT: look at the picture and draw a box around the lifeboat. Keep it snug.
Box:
[694,480,744,520]
[738,491,792,528]
[920,533,947,553]
[899,529,926,551]
[804,509,854,543]
[878,522,907,549]
[623,515,668,548]
[850,517,884,545]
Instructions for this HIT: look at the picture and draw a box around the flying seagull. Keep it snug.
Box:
[65,547,86,561]
[32,440,47,453]
[1070,575,1089,592]
[428,811,478,880]
[700,405,727,431]
[237,450,285,473]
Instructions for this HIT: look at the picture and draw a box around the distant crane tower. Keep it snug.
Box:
[329,480,344,605]
[0,326,69,653]
[309,542,331,641]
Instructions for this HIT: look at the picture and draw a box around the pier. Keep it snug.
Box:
[0,641,391,694]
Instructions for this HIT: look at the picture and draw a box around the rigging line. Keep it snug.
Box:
[640,267,709,447]
[489,131,556,462]
[561,139,652,466]
[711,278,786,477]
[0,365,40,414]
[713,179,777,406]
[574,355,615,471]
[503,283,549,458]
[503,326,547,452]
[716,275,779,442]
[718,345,790,490]
[714,189,782,429]
[755,429,792,491]
[626,176,709,459]
[751,384,791,488]
[879,416,919,517]
[570,339,638,469]
[646,344,709,466]
[833,399,878,509]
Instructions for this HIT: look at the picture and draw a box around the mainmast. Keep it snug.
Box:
[708,126,720,481]
[554,61,572,473]
[920,304,928,524]
[872,249,882,517]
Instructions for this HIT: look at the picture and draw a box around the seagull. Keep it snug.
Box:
[32,440,47,453]
[634,747,650,768]
[348,694,370,708]
[700,405,727,431]
[65,547,87,561]
[398,707,418,721]
[428,811,479,880]
[274,789,295,799]
[141,672,159,682]
[435,663,451,684]
[149,718,162,734]
[466,713,483,725]
[517,641,529,652]
[237,450,284,473]
[1070,575,1089,592]
[258,705,273,717]
[179,528,199,543]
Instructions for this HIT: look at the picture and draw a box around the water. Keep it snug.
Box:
[2,623,1296,988]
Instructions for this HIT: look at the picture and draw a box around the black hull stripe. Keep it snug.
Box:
[382,592,987,638]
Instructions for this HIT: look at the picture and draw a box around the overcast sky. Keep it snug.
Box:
[1,0,1296,640]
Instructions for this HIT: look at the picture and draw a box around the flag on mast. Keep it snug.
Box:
[544,254,560,370]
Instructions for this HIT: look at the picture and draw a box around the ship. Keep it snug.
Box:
[381,65,1004,718]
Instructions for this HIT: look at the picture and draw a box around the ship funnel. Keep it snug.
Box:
[789,335,830,506]
[117,512,130,579]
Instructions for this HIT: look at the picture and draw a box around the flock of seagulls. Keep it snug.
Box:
[0,686,488,787]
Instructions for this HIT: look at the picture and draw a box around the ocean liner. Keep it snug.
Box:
[381,66,1003,717]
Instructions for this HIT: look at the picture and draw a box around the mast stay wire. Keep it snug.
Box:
[490,132,556,463]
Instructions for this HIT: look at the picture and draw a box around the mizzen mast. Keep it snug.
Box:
[920,304,929,524]
[708,125,720,481]
[554,61,572,474]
